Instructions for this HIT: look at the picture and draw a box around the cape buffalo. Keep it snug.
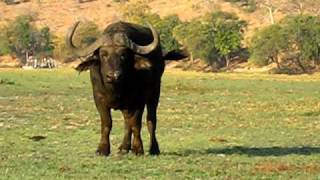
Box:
[66,21,188,156]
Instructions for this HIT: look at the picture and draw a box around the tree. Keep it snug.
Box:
[222,0,257,12]
[122,2,182,52]
[36,27,55,56]
[173,11,246,68]
[282,15,320,72]
[174,21,218,66]
[55,20,100,62]
[205,12,246,67]
[0,26,11,55]
[6,15,36,64]
[4,14,56,64]
[151,15,182,52]
[250,15,320,73]
[73,20,101,47]
[250,24,288,68]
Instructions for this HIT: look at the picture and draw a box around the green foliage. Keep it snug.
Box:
[54,20,100,62]
[207,12,246,65]
[53,36,73,63]
[7,15,35,59]
[250,15,320,72]
[282,15,320,66]
[122,1,152,23]
[151,15,182,51]
[250,24,288,67]
[123,5,245,67]
[74,20,100,47]
[223,0,257,12]
[174,11,246,67]
[38,27,55,55]
[0,26,11,55]
[174,21,218,65]
[3,14,55,63]
[122,2,182,51]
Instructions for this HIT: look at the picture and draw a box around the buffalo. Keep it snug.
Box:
[66,21,188,156]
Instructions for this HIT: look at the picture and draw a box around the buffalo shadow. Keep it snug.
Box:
[163,146,320,157]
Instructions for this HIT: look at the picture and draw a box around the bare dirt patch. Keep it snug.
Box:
[255,162,320,174]
[0,55,21,68]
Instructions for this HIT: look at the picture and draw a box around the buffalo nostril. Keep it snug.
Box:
[106,73,113,78]
[113,71,121,80]
[106,71,121,81]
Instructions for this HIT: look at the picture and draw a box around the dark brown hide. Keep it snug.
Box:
[67,21,188,156]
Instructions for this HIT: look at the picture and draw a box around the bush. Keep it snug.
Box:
[174,21,219,66]
[122,1,152,23]
[173,11,246,68]
[0,26,11,55]
[250,15,320,73]
[0,14,56,64]
[282,15,320,71]
[122,2,182,51]
[223,0,257,12]
[249,24,288,68]
[151,15,182,52]
[206,12,247,67]
[55,20,101,62]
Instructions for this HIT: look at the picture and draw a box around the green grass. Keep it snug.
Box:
[1,68,320,179]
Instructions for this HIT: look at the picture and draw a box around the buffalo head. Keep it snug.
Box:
[66,21,159,84]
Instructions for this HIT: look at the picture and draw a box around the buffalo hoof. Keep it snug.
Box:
[149,147,160,156]
[149,140,160,155]
[118,144,131,155]
[132,145,144,155]
[96,145,110,156]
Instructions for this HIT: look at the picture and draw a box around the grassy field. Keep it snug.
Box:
[1,68,320,179]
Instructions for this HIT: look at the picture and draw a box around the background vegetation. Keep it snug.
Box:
[1,0,320,72]
[0,14,54,64]
[249,15,320,73]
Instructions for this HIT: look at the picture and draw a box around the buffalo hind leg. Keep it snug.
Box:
[122,109,144,155]
[146,89,160,155]
[118,112,132,154]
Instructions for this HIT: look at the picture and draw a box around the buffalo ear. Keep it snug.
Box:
[134,55,151,70]
[75,55,99,72]
[163,49,189,61]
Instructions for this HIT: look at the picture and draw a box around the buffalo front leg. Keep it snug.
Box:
[146,83,161,155]
[94,97,112,156]
[118,113,132,154]
[122,109,144,155]
[146,102,160,155]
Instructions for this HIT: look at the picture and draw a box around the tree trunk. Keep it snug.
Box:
[268,6,275,24]
[25,51,29,65]
[263,0,275,24]
[190,52,194,64]
[225,55,230,68]
[275,53,281,69]
[298,2,304,15]
[296,56,306,73]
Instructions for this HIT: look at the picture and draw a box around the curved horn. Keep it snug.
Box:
[66,21,106,57]
[127,22,159,55]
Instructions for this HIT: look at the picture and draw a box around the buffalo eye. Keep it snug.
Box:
[120,55,125,61]
[99,51,108,59]
[100,54,108,62]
